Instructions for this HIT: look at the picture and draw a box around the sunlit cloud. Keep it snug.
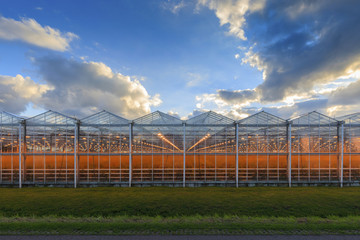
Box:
[0,55,162,119]
[0,16,78,51]
[0,74,51,113]
[197,0,360,118]
[198,0,266,40]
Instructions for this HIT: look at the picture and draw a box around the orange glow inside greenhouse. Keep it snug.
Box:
[0,110,359,187]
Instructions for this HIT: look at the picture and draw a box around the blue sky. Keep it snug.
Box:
[0,0,360,120]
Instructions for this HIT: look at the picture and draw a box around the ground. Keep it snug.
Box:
[0,187,359,235]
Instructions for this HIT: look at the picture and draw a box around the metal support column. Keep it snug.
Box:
[287,122,292,187]
[18,123,22,188]
[23,123,26,184]
[336,123,340,181]
[340,122,344,187]
[183,122,186,187]
[74,122,78,188]
[235,122,239,188]
[129,122,133,187]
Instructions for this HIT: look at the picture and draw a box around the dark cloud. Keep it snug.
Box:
[246,0,360,102]
[329,79,360,106]
[201,0,360,112]
[262,99,329,119]
[218,89,257,104]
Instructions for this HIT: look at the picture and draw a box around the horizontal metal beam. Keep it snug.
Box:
[0,123,21,127]
[291,124,339,127]
[25,124,75,127]
[80,124,128,127]
[238,124,288,127]
[7,123,360,128]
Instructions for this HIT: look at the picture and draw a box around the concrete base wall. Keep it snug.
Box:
[0,180,359,187]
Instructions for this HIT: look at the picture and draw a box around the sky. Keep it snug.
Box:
[0,0,360,120]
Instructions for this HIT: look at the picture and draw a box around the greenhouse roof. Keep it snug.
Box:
[81,110,128,125]
[239,111,286,125]
[25,110,77,126]
[338,112,360,124]
[290,111,339,125]
[186,111,234,125]
[133,111,183,125]
[0,109,354,127]
[0,111,23,125]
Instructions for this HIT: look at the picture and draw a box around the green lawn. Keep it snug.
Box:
[0,216,360,235]
[0,187,359,234]
[0,187,359,217]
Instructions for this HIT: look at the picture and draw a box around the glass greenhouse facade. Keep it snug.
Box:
[0,110,359,187]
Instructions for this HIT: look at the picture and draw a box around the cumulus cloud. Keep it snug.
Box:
[167,110,181,119]
[229,1,360,101]
[198,0,266,40]
[0,16,78,51]
[198,0,360,117]
[32,55,161,118]
[185,109,208,120]
[0,75,51,113]
[0,56,161,119]
[199,77,360,119]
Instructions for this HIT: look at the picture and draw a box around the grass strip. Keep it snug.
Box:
[0,187,360,217]
[0,216,359,235]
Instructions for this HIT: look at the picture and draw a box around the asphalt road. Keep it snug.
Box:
[0,236,360,240]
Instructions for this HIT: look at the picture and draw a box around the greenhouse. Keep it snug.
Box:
[0,109,359,187]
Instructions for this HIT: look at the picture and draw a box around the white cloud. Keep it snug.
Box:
[338,69,360,80]
[197,0,360,119]
[185,109,208,120]
[0,74,51,113]
[198,0,265,40]
[194,75,360,120]
[167,110,181,119]
[162,0,186,14]
[241,47,267,79]
[0,56,162,119]
[33,55,161,119]
[284,1,322,20]
[0,16,78,51]
[186,72,205,87]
